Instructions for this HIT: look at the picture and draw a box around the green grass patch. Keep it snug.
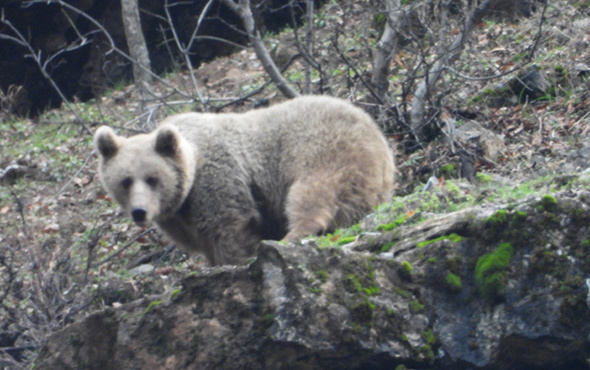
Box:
[376,213,408,231]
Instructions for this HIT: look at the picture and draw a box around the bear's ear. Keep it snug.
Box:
[155,126,180,157]
[94,126,119,159]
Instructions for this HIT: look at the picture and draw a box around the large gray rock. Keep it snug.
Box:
[34,189,590,369]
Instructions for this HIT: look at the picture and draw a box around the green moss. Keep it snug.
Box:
[511,211,527,226]
[554,65,567,74]
[347,274,363,292]
[351,323,363,333]
[315,270,329,282]
[422,329,436,345]
[416,233,464,248]
[475,243,514,304]
[427,257,437,263]
[394,288,413,299]
[559,276,583,295]
[376,214,408,231]
[336,236,357,245]
[540,194,558,212]
[469,95,483,104]
[469,86,513,104]
[364,286,381,296]
[345,264,380,323]
[572,208,586,222]
[315,224,365,248]
[420,344,435,361]
[381,242,396,253]
[169,289,182,300]
[483,209,510,240]
[400,261,413,279]
[486,209,508,224]
[409,299,424,312]
[445,273,462,293]
[144,300,163,314]
[531,247,569,278]
[395,365,408,370]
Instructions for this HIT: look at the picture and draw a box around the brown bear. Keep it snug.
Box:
[95,95,395,265]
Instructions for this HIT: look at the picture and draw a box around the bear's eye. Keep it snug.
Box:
[145,176,159,188]
[121,177,133,189]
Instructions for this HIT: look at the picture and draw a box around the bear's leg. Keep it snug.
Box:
[203,206,264,265]
[282,178,338,242]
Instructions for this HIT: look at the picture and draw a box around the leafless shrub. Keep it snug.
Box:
[0,85,30,119]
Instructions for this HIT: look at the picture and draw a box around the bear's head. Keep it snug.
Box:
[94,125,196,227]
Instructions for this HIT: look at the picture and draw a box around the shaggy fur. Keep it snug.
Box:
[95,96,395,265]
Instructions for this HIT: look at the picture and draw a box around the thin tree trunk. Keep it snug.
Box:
[371,0,401,102]
[304,0,314,94]
[121,0,153,114]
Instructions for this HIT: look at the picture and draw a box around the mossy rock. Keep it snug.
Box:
[475,243,513,304]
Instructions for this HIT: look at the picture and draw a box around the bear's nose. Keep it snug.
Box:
[131,208,147,223]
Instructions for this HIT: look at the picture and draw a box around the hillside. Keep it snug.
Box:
[1,0,590,368]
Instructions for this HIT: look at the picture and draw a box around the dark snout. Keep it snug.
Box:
[131,207,147,225]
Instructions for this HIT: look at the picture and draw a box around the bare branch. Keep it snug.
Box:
[215,52,302,112]
[289,3,325,91]
[0,9,92,134]
[220,0,300,98]
[164,0,208,104]
[22,0,193,99]
[92,228,157,268]
[409,0,496,138]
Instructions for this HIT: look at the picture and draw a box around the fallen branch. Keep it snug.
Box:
[92,228,157,268]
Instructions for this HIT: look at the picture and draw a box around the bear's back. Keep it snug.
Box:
[159,95,392,194]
